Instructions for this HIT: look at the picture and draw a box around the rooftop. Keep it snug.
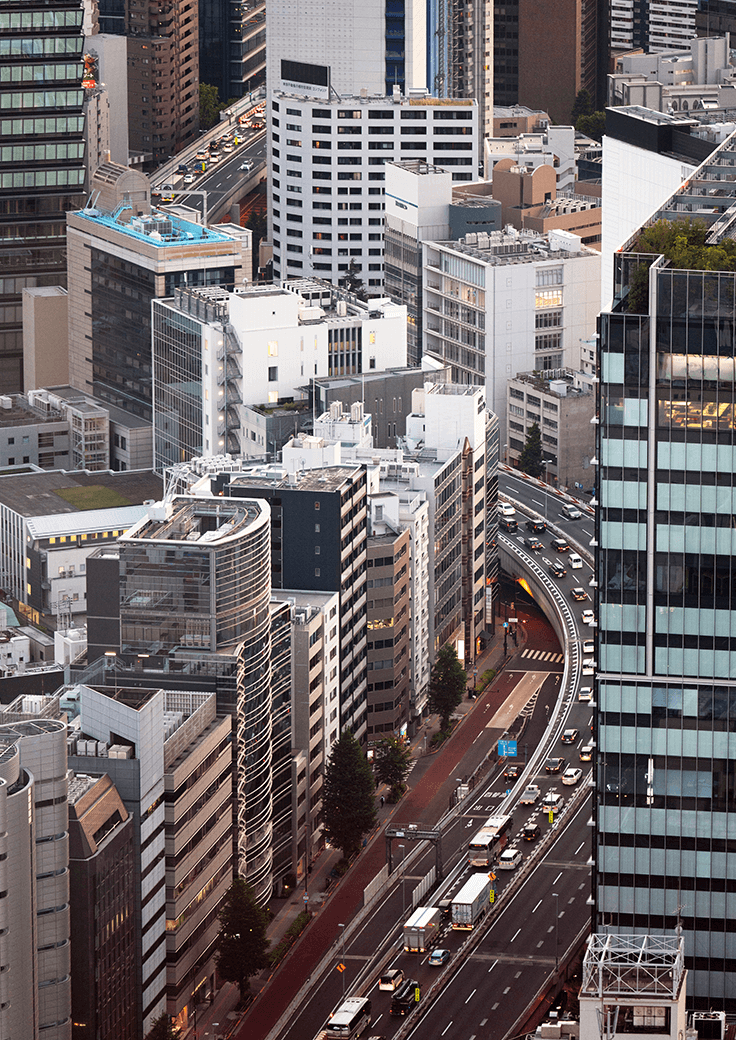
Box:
[272,88,475,109]
[430,227,588,265]
[581,934,685,1000]
[0,396,64,429]
[74,201,235,248]
[40,385,152,430]
[0,468,163,518]
[123,496,268,544]
[229,464,362,494]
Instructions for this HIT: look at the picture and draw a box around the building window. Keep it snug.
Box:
[268,366,278,381]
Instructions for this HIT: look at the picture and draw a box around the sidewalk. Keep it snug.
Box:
[185,602,527,1040]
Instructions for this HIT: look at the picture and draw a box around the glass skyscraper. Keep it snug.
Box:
[595,137,736,1009]
[0,0,86,392]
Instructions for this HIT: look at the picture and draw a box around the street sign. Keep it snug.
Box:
[549,810,554,823]
[498,739,517,757]
[508,617,518,624]
[336,963,346,973]
[503,621,508,629]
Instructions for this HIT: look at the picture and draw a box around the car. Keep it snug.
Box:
[561,728,579,744]
[542,792,565,813]
[504,764,521,782]
[428,948,451,966]
[561,503,582,519]
[499,516,518,533]
[583,639,595,654]
[562,767,583,786]
[195,150,208,161]
[240,159,254,171]
[522,822,540,841]
[581,609,596,625]
[578,687,593,702]
[209,151,221,162]
[548,559,566,578]
[176,163,189,174]
[579,744,593,762]
[498,847,523,870]
[525,518,546,533]
[520,784,540,805]
[499,503,516,517]
[545,756,566,774]
[379,968,405,990]
[183,172,196,184]
[523,536,544,552]
[550,536,569,552]
[582,657,595,674]
[570,587,588,601]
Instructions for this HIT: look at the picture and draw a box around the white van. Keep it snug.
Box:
[568,553,583,569]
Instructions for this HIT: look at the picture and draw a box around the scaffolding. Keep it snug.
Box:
[581,934,685,1001]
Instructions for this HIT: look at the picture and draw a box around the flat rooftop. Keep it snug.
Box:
[74,204,235,248]
[229,464,360,494]
[42,386,151,429]
[0,469,163,518]
[0,399,64,429]
[125,496,267,544]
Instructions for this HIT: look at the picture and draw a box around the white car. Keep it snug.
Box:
[499,503,516,517]
[542,792,565,813]
[562,767,583,786]
[561,503,582,519]
[498,847,523,870]
[240,159,253,171]
[582,657,595,675]
[520,784,540,805]
[581,609,596,625]
[583,639,595,655]
[578,687,593,702]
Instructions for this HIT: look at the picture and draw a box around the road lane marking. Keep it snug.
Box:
[575,842,585,854]
[441,1022,453,1035]
[488,962,497,973]
[511,928,521,942]
[466,988,477,1003]
[553,871,563,884]
[532,899,542,912]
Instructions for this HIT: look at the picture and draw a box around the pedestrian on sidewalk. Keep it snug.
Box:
[380,795,385,808]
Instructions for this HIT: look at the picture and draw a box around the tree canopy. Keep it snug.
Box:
[374,736,413,801]
[145,1014,180,1040]
[323,731,377,860]
[199,83,225,130]
[215,878,270,997]
[339,259,367,301]
[517,422,544,478]
[428,643,466,732]
[570,89,593,124]
[575,111,605,142]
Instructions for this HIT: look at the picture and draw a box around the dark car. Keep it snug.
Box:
[525,518,547,533]
[570,587,588,601]
[176,163,189,174]
[561,728,579,744]
[522,822,541,841]
[523,536,543,552]
[548,559,567,578]
[390,979,420,1016]
[499,516,518,533]
[504,764,521,782]
[545,756,566,773]
[550,536,569,553]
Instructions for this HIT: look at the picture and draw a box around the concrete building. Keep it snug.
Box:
[490,160,602,248]
[610,0,698,55]
[0,717,71,1039]
[151,281,406,470]
[68,773,137,1040]
[0,393,71,472]
[608,34,735,110]
[268,89,479,289]
[21,287,70,393]
[422,227,600,440]
[484,124,576,192]
[506,369,596,489]
[492,105,550,136]
[82,83,112,192]
[594,131,736,1007]
[124,0,199,164]
[0,468,163,623]
[83,33,129,165]
[0,0,87,394]
[66,168,251,421]
[199,0,265,102]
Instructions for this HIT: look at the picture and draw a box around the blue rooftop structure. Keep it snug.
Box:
[75,202,234,247]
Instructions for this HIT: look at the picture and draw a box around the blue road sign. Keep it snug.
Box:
[498,739,517,757]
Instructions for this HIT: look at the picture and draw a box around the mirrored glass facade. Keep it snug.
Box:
[596,232,736,1007]
[0,0,86,392]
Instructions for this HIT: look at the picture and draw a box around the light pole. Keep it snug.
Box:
[338,922,346,996]
[399,844,406,916]
[553,891,560,972]
[542,459,555,526]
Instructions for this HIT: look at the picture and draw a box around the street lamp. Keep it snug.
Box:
[553,891,560,972]
[338,922,346,996]
[542,459,555,525]
[398,844,406,916]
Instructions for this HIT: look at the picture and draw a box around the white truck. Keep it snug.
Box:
[451,873,492,930]
[403,905,442,952]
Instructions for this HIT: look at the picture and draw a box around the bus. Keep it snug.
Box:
[467,813,514,868]
[324,996,372,1038]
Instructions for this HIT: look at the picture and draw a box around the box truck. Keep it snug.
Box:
[451,873,492,930]
[403,905,442,952]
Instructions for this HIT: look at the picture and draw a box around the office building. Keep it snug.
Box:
[66,167,251,421]
[0,468,162,624]
[490,161,602,247]
[607,35,735,111]
[118,496,272,902]
[422,227,600,440]
[594,133,736,1007]
[68,773,137,1040]
[268,88,479,289]
[0,0,87,394]
[151,280,406,470]
[0,718,71,1038]
[610,0,697,54]
[83,33,129,165]
[494,0,603,122]
[485,123,577,191]
[199,0,265,103]
[506,369,595,488]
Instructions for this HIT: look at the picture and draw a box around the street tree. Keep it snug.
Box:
[323,731,377,860]
[570,88,593,124]
[374,735,413,801]
[517,422,543,477]
[428,643,466,733]
[199,83,225,130]
[145,1014,180,1040]
[215,878,270,999]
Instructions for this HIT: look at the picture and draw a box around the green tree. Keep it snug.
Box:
[517,422,543,478]
[323,731,377,860]
[215,878,270,998]
[575,110,606,142]
[374,736,413,801]
[570,88,593,124]
[145,1014,180,1040]
[339,259,367,300]
[200,83,225,130]
[428,643,466,733]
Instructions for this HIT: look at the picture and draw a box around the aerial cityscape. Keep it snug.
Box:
[1,0,736,1038]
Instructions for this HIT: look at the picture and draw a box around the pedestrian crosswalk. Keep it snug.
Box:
[521,648,564,663]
